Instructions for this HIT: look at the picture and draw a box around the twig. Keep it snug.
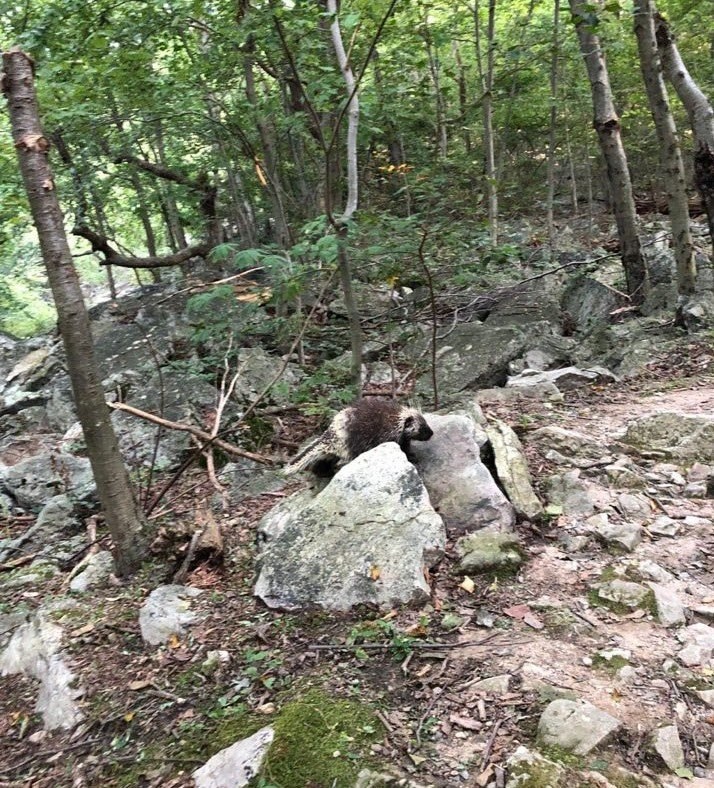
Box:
[307,633,507,652]
[480,717,507,769]
[416,225,438,409]
[415,689,441,748]
[0,737,102,777]
[173,529,203,585]
[0,520,42,564]
[109,401,273,464]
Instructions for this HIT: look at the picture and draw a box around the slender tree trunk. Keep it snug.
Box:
[570,0,648,304]
[327,0,363,390]
[153,119,189,252]
[2,49,147,575]
[421,11,448,160]
[474,0,498,245]
[452,42,472,154]
[655,10,714,285]
[634,0,696,296]
[546,0,561,249]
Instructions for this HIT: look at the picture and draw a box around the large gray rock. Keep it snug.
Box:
[0,612,84,730]
[562,276,623,335]
[507,365,617,392]
[410,414,515,532]
[0,451,95,510]
[648,583,686,628]
[255,443,445,611]
[651,725,685,771]
[546,470,597,516]
[232,346,302,406]
[139,585,204,646]
[621,412,714,463]
[485,419,542,520]
[456,531,524,574]
[193,726,274,788]
[417,323,527,394]
[677,623,714,666]
[69,551,116,593]
[537,698,622,755]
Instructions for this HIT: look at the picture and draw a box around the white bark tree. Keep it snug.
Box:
[570,0,648,304]
[633,0,696,297]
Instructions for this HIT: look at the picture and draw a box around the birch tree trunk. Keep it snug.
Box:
[655,10,714,283]
[327,0,363,390]
[570,0,648,304]
[474,0,498,245]
[634,0,696,296]
[2,48,147,576]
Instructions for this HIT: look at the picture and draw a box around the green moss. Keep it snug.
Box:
[257,688,380,788]
[538,745,585,769]
[591,654,630,673]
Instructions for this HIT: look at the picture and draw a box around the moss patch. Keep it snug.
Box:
[257,688,380,787]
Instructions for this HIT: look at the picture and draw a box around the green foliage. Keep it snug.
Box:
[347,618,420,661]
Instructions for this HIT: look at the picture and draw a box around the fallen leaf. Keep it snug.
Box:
[460,576,475,593]
[70,623,95,637]
[167,633,181,649]
[123,711,135,722]
[523,612,544,630]
[370,565,381,581]
[503,604,529,620]
[409,753,426,766]
[128,680,152,691]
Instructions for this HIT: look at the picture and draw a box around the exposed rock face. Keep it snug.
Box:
[0,450,95,510]
[621,412,714,463]
[507,365,617,391]
[255,443,445,611]
[0,611,85,730]
[562,276,623,334]
[410,413,515,532]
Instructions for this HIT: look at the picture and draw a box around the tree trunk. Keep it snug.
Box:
[570,0,648,304]
[634,0,696,296]
[474,0,498,245]
[2,48,147,576]
[546,0,560,249]
[421,11,448,160]
[327,0,363,390]
[655,10,714,285]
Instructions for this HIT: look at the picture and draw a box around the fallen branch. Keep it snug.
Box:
[306,633,513,652]
[108,401,274,464]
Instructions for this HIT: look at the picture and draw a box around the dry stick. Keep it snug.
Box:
[480,717,507,769]
[415,690,441,748]
[154,267,265,305]
[307,633,508,652]
[108,402,273,464]
[173,529,203,584]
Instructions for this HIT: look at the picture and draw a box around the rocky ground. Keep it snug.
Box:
[1,337,714,787]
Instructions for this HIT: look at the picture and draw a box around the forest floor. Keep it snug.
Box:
[1,338,714,787]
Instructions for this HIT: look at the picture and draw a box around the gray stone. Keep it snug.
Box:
[590,515,642,552]
[680,292,714,331]
[537,698,622,755]
[255,444,445,611]
[507,365,617,392]
[651,725,685,771]
[648,583,686,627]
[677,623,714,666]
[470,674,510,694]
[617,492,652,522]
[636,559,675,584]
[411,414,515,532]
[485,419,542,520]
[476,381,564,405]
[605,463,646,489]
[232,346,301,406]
[69,551,115,593]
[418,323,527,395]
[505,746,565,788]
[688,463,712,483]
[139,585,204,646]
[648,516,681,537]
[594,579,651,609]
[622,412,714,464]
[456,531,523,574]
[0,451,94,510]
[562,276,623,335]
[0,613,84,730]
[546,470,597,516]
[192,726,274,788]
[696,689,714,708]
[221,460,285,504]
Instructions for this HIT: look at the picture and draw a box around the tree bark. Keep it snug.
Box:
[474,0,498,245]
[327,0,363,390]
[570,0,648,304]
[420,11,448,160]
[2,48,147,576]
[655,10,714,284]
[634,0,696,296]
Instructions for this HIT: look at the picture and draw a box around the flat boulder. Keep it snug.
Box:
[255,443,445,611]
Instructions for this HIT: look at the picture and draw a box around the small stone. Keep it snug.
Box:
[139,585,203,646]
[537,698,621,755]
[691,605,714,620]
[617,493,652,522]
[193,726,274,788]
[69,551,115,593]
[677,623,714,666]
[470,674,510,694]
[595,579,651,610]
[648,516,681,537]
[697,690,714,708]
[202,650,230,670]
[648,583,686,627]
[651,725,685,771]
[558,534,591,553]
[590,514,642,552]
[596,648,631,663]
[616,666,639,684]
[636,559,675,583]
[688,463,712,482]
[456,532,523,574]
[684,482,707,498]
